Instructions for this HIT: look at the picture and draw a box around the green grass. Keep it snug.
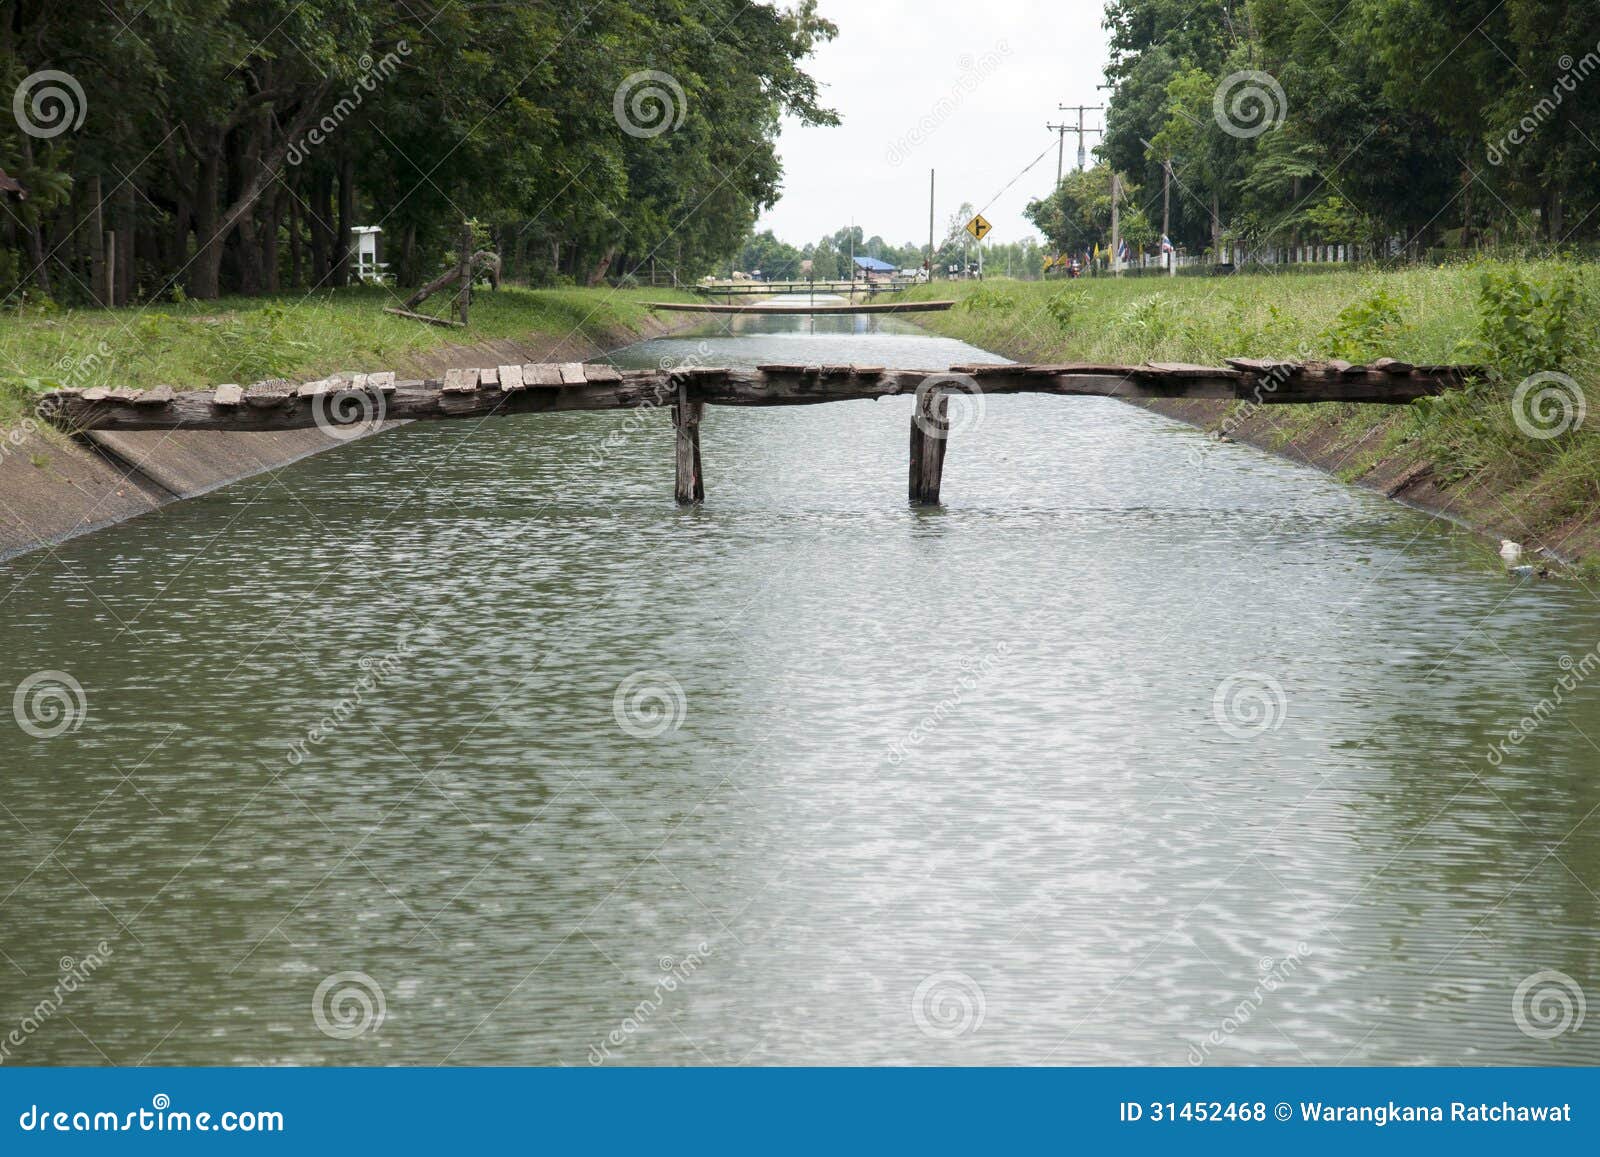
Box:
[0,283,694,430]
[899,264,1499,364]
[902,262,1600,557]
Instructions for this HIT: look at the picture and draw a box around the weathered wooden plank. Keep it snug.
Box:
[297,378,336,398]
[479,366,499,387]
[526,363,564,387]
[1225,357,1302,375]
[497,364,524,391]
[558,362,587,385]
[1370,357,1414,374]
[951,362,1131,377]
[132,385,175,405]
[672,383,705,505]
[1140,362,1244,379]
[585,364,622,384]
[213,383,244,407]
[442,368,479,393]
[368,371,397,392]
[245,379,294,408]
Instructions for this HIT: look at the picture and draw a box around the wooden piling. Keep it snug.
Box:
[908,386,948,505]
[672,383,705,505]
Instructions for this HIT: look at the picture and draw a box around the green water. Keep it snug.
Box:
[1,310,1596,1065]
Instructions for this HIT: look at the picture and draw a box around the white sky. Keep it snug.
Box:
[756,0,1114,249]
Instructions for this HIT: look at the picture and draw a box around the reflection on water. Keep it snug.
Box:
[0,313,1596,1066]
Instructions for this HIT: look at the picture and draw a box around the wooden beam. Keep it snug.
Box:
[382,307,465,328]
[909,386,949,505]
[672,382,705,505]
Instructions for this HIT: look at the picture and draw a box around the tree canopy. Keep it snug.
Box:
[1080,0,1600,258]
[0,1,837,302]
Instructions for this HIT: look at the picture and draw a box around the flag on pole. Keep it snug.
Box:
[1117,238,1130,263]
[1160,234,1174,254]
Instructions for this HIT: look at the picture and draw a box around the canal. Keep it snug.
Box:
[2,306,1597,1065]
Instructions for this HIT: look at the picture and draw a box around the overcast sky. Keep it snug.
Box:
[756,0,1114,250]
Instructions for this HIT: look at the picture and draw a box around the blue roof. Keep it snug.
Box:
[853,256,896,272]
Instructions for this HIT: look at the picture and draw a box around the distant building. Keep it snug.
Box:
[351,226,385,283]
[852,255,897,283]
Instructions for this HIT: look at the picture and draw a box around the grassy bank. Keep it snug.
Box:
[900,264,1600,565]
[0,284,694,431]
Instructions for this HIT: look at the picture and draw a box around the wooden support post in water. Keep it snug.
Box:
[908,386,949,505]
[672,383,705,505]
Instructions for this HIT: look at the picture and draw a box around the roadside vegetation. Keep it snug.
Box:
[900,261,1600,562]
[0,284,694,430]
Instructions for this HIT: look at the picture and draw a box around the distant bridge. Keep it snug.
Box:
[693,279,917,296]
[41,357,1478,506]
[645,300,954,315]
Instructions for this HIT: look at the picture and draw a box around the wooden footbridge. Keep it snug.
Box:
[39,357,1478,505]
[645,300,954,315]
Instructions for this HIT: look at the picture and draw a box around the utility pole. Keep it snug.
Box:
[1045,122,1070,186]
[1110,171,1121,277]
[927,169,935,282]
[1056,104,1104,172]
[1163,157,1174,278]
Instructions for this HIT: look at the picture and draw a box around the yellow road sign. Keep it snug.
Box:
[965,214,991,241]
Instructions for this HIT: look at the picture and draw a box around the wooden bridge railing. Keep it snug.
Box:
[38,358,1480,506]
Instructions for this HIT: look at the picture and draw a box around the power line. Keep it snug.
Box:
[976,137,1060,220]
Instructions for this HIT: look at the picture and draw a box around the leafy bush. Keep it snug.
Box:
[1043,290,1082,329]
[1121,291,1176,344]
[960,284,1018,314]
[1321,288,1410,360]
[1472,263,1581,379]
